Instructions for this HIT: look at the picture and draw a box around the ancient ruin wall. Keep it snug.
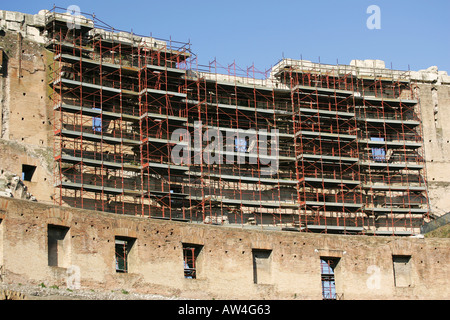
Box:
[1,9,450,220]
[0,11,54,204]
[414,70,450,217]
[0,197,449,300]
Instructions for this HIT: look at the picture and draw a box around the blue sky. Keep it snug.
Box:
[3,0,450,75]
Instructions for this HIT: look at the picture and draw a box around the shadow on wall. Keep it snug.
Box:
[421,212,450,235]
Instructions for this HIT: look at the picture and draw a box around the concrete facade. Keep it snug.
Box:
[0,196,449,300]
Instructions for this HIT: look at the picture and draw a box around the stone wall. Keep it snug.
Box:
[0,196,448,300]
[0,10,47,44]
[0,169,37,200]
[0,15,54,205]
[413,68,450,218]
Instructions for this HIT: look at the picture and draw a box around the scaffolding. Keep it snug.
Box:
[274,59,430,235]
[47,7,430,236]
[48,7,191,218]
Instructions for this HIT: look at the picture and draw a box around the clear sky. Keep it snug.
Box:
[2,0,450,75]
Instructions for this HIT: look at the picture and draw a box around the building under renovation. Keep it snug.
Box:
[0,7,449,301]
[42,8,430,236]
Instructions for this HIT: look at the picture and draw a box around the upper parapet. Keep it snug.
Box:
[270,58,412,82]
[0,9,189,62]
[410,66,450,85]
[0,8,447,85]
[270,58,450,85]
[0,9,48,43]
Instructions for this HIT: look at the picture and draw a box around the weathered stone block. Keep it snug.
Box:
[5,11,24,23]
[5,21,21,32]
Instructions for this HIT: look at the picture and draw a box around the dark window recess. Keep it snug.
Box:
[183,243,203,279]
[115,237,135,273]
[252,249,272,284]
[393,255,412,287]
[48,225,69,267]
[22,165,37,182]
[320,257,340,300]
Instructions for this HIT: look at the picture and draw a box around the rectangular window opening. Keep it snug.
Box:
[93,118,102,132]
[320,257,340,300]
[393,255,412,287]
[22,165,37,182]
[252,249,272,284]
[235,137,248,153]
[115,237,136,273]
[48,225,69,267]
[92,108,102,133]
[183,243,203,279]
[371,137,386,162]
